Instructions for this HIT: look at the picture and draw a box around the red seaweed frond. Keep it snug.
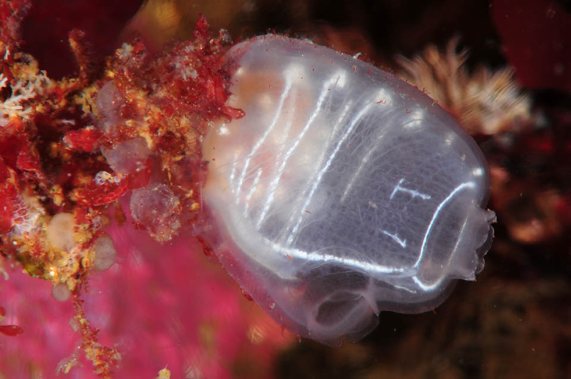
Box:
[95,16,242,242]
[0,0,31,49]
[0,305,23,336]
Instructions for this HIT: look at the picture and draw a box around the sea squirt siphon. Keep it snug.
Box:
[200,35,496,345]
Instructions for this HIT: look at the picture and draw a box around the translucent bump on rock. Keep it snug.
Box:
[92,236,117,271]
[201,35,496,345]
[101,137,151,176]
[51,283,71,302]
[95,81,124,136]
[130,183,182,242]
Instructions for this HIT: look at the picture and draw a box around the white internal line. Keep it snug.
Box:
[272,242,410,275]
[256,73,346,229]
[281,97,353,241]
[286,101,373,244]
[234,72,294,197]
[340,127,389,203]
[381,230,407,248]
[390,178,431,200]
[243,168,263,215]
[413,181,475,268]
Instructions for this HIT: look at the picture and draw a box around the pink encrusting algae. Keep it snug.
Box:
[1,222,291,378]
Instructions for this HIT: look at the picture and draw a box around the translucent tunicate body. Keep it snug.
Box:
[201,35,496,344]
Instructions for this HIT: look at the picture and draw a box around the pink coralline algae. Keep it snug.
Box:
[0,224,290,378]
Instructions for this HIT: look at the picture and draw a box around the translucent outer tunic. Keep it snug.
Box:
[201,35,496,344]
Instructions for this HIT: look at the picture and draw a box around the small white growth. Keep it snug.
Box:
[173,50,198,80]
[117,43,134,60]
[10,194,45,236]
[94,171,120,185]
[0,70,50,123]
[175,60,198,81]
[92,236,117,271]
[390,178,431,200]
[47,213,76,252]
[0,73,7,89]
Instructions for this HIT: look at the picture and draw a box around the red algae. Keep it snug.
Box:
[0,305,23,337]
[0,0,30,48]
[0,4,251,376]
[63,127,103,153]
[0,324,24,336]
[95,15,243,242]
